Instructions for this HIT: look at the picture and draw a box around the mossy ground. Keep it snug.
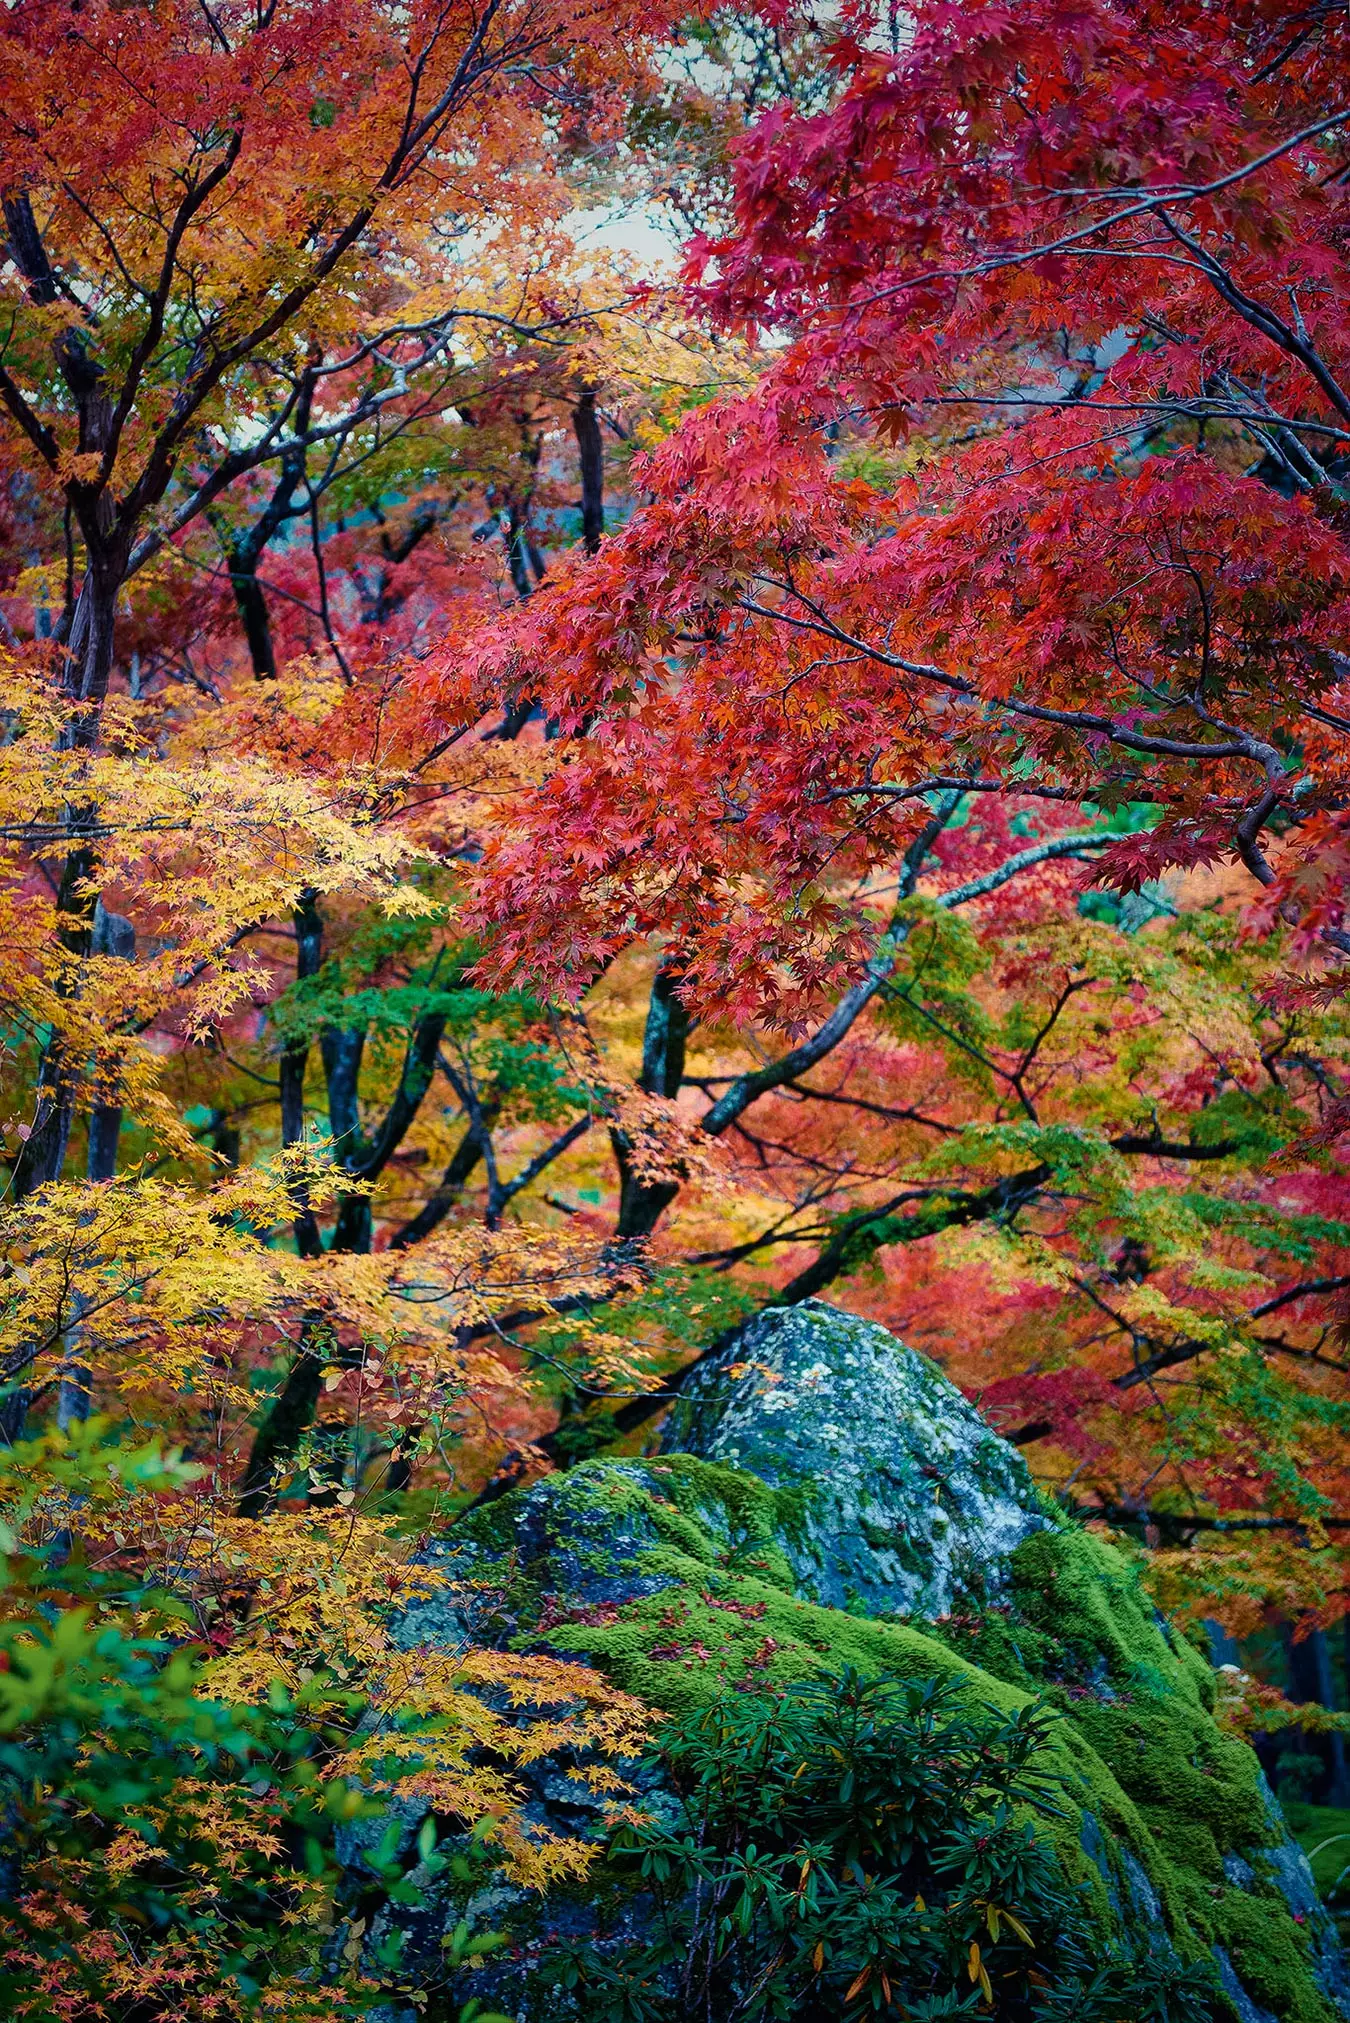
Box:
[1286,1806,1350,1899]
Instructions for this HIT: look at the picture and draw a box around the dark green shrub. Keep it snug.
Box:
[567,1669,1217,2022]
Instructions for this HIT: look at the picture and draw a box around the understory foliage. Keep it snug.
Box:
[3,0,1350,2009]
[572,1672,1216,2023]
[0,1424,651,2020]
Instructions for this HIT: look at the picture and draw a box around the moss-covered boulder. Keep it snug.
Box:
[663,1299,1046,1616]
[371,1304,1349,2023]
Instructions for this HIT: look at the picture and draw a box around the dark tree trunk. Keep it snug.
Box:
[331,1191,373,1255]
[208,1110,241,1166]
[237,1332,328,1520]
[389,1104,500,1249]
[86,900,137,1185]
[502,420,545,600]
[212,365,316,679]
[10,536,127,1206]
[228,541,278,679]
[382,1422,424,1495]
[572,389,604,555]
[10,1036,80,1202]
[613,964,690,1241]
[10,833,101,1201]
[280,891,324,1258]
[0,286,126,1433]
[243,995,447,1508]
[1284,1626,1350,1804]
[4,195,59,305]
[505,499,541,599]
[86,1107,123,1185]
[320,1023,370,1253]
[238,895,328,1511]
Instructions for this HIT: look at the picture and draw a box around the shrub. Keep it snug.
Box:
[568,1669,1217,2022]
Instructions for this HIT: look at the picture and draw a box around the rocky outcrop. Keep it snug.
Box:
[664,1299,1046,1616]
[357,1301,1349,2023]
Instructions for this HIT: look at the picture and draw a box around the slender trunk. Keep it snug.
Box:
[55,1294,92,1433]
[1284,1626,1350,1803]
[612,964,690,1241]
[321,1025,365,1162]
[66,558,120,715]
[572,389,604,555]
[4,474,122,1439]
[280,891,323,1258]
[11,1029,81,1202]
[208,1109,241,1166]
[45,904,140,1431]
[212,367,317,679]
[243,1001,447,1507]
[0,1390,28,1449]
[320,1023,371,1253]
[3,195,59,305]
[323,1010,447,1253]
[10,549,125,1207]
[85,900,137,1188]
[1332,1715,1350,1807]
[490,693,538,739]
[383,1422,424,1494]
[504,498,539,599]
[389,1105,500,1249]
[503,423,545,601]
[86,1107,123,1184]
[1313,1625,1350,1804]
[10,836,100,1201]
[239,896,326,1512]
[332,1191,373,1254]
[237,1330,329,1520]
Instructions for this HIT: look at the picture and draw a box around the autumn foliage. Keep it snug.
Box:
[3,0,1350,2010]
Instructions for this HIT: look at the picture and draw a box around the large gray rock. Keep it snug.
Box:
[663,1299,1046,1616]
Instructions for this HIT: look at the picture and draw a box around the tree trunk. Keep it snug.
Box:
[85,900,137,1186]
[388,1104,500,1248]
[243,998,447,1507]
[237,1331,329,1520]
[320,1023,371,1253]
[9,549,125,1208]
[279,891,324,1258]
[10,836,100,1201]
[212,365,315,679]
[504,498,540,599]
[1284,1625,1350,1804]
[612,964,690,1241]
[572,389,604,555]
[2,431,124,1437]
[227,540,278,679]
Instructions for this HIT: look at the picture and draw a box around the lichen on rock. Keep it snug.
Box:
[663,1299,1047,1618]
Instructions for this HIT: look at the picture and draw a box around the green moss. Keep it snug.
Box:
[454,1462,1339,2023]
[639,1453,805,1585]
[1215,1890,1327,2023]
[938,1526,1327,2016]
[1010,1526,1197,1696]
[502,1484,1163,1944]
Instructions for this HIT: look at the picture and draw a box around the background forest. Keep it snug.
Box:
[4,0,1350,2015]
